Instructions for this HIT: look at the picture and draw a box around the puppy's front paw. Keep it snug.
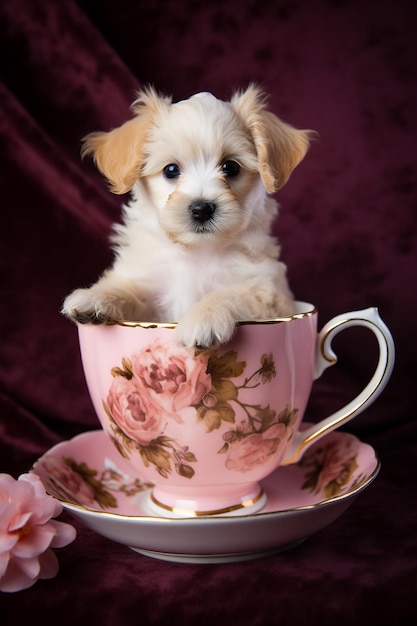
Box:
[176,307,236,349]
[61,288,121,324]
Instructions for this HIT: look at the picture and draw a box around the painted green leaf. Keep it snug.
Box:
[212,379,238,402]
[140,443,172,475]
[203,409,222,432]
[207,351,246,380]
[255,405,277,430]
[183,451,198,463]
[216,402,236,423]
[111,357,133,379]
[176,464,195,479]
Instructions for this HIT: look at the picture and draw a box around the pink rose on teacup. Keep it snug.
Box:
[131,342,212,412]
[107,342,212,445]
[225,423,287,473]
[106,373,166,445]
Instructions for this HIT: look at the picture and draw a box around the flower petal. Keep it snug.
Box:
[17,474,62,524]
[18,473,44,493]
[9,479,34,511]
[26,496,61,526]
[13,555,40,580]
[0,559,38,593]
[7,511,32,532]
[49,520,77,548]
[0,531,18,552]
[12,525,55,558]
[0,551,10,578]
[0,473,17,497]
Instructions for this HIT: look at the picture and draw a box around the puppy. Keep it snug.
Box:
[62,85,315,348]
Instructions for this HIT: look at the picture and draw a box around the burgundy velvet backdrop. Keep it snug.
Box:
[1,0,416,623]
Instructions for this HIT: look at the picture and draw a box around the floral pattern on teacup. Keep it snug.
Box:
[36,455,151,509]
[220,407,298,473]
[103,344,298,479]
[300,433,360,498]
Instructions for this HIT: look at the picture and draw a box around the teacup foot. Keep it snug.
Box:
[147,487,267,518]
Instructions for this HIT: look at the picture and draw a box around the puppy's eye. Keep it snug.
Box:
[163,164,181,179]
[221,160,241,177]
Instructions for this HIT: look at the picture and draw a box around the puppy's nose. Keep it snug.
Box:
[190,201,216,223]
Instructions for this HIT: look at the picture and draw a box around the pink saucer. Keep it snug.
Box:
[32,427,379,563]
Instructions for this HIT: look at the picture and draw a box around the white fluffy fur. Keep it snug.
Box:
[62,85,315,348]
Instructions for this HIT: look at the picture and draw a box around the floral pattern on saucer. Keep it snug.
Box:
[35,454,152,509]
[300,432,360,498]
[103,343,298,479]
[34,429,367,512]
[32,429,380,563]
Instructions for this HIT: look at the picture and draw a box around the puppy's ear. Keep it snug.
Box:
[81,87,172,194]
[231,85,317,193]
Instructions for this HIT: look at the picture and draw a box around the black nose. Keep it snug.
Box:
[189,201,216,223]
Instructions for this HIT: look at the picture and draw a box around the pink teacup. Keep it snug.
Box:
[77,301,394,517]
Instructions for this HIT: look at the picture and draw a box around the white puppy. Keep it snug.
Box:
[62,85,315,348]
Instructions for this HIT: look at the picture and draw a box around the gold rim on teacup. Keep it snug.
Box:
[102,301,318,328]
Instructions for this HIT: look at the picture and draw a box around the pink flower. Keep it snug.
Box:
[107,372,166,445]
[131,343,212,412]
[314,433,360,493]
[39,456,95,507]
[0,472,76,593]
[107,343,212,445]
[225,423,287,473]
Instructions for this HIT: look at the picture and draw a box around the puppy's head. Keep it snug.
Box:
[82,85,315,247]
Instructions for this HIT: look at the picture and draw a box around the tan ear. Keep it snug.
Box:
[81,87,171,194]
[231,85,317,193]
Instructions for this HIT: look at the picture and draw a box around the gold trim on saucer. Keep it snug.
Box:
[49,457,380,521]
[150,489,265,517]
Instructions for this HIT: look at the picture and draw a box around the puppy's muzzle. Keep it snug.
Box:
[190,200,216,223]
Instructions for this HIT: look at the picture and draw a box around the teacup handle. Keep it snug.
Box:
[283,307,395,465]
